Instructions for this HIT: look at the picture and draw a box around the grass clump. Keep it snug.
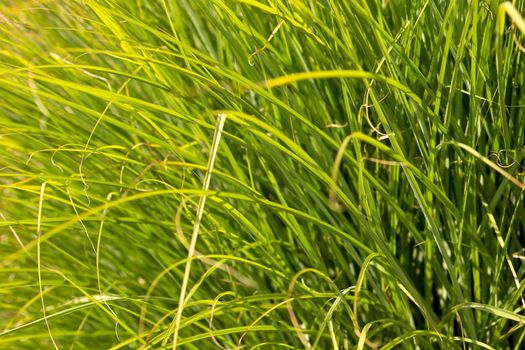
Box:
[1,0,525,349]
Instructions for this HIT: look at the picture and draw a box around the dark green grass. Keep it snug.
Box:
[1,0,525,349]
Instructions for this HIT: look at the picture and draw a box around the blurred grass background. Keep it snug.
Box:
[1,0,525,349]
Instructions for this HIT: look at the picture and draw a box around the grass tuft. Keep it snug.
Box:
[1,0,525,349]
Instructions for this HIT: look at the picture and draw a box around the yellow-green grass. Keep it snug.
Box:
[1,0,525,349]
